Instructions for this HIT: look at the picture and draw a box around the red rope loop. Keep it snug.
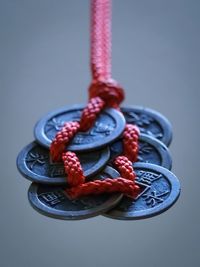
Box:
[62,151,85,187]
[80,96,105,132]
[66,177,140,199]
[114,156,136,183]
[123,124,140,162]
[50,120,140,200]
[50,121,80,162]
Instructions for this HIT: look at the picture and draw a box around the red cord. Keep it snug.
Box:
[80,96,105,132]
[62,152,85,186]
[90,0,111,80]
[50,121,80,162]
[114,156,136,183]
[49,0,140,200]
[89,0,124,109]
[66,178,140,199]
[123,124,140,162]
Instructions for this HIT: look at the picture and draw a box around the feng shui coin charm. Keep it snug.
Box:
[16,0,180,221]
[121,106,172,146]
[17,142,110,184]
[34,105,126,152]
[28,166,123,220]
[104,163,181,220]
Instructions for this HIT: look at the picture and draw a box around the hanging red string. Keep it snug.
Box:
[91,0,112,80]
[89,0,124,109]
[50,0,140,199]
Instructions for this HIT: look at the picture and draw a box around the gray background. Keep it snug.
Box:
[0,0,199,266]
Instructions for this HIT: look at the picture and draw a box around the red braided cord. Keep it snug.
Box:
[91,0,111,80]
[62,152,85,187]
[114,156,136,183]
[123,124,140,162]
[51,96,106,162]
[102,0,111,80]
[112,125,140,183]
[80,96,105,132]
[50,121,80,162]
[89,0,125,108]
[66,178,140,199]
[49,0,140,201]
[62,125,140,199]
[51,122,140,199]
[50,97,105,162]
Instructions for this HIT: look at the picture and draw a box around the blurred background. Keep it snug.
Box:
[0,0,199,266]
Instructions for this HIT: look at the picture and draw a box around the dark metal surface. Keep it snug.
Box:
[121,106,173,146]
[28,166,123,220]
[17,141,110,184]
[34,104,126,152]
[104,163,180,220]
[110,134,172,169]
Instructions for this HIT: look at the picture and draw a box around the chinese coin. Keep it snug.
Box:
[28,166,123,220]
[104,163,180,220]
[34,104,125,152]
[110,134,172,169]
[17,141,110,184]
[121,106,172,146]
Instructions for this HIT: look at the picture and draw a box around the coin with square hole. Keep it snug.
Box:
[28,166,123,220]
[122,106,172,146]
[17,141,110,185]
[109,134,172,169]
[104,163,180,220]
[34,104,126,152]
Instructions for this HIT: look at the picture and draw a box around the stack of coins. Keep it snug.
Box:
[17,105,181,220]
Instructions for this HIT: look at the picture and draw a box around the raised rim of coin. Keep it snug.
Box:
[104,163,181,220]
[139,134,172,169]
[28,166,123,220]
[110,134,172,170]
[17,141,110,184]
[121,106,173,146]
[34,104,126,151]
